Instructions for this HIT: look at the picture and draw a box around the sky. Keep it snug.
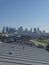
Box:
[0,0,49,32]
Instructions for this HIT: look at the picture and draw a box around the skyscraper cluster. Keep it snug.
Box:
[2,26,16,33]
[2,26,45,35]
[34,27,43,34]
[17,26,32,35]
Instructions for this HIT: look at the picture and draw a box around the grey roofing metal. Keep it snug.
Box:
[0,43,49,65]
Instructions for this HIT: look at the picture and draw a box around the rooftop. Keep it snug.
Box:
[0,42,49,65]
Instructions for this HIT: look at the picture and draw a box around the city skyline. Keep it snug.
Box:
[2,26,46,34]
[0,0,49,32]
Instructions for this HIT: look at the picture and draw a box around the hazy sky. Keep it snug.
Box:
[0,0,49,32]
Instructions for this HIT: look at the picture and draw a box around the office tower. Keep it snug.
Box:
[2,26,5,33]
[17,26,24,35]
[34,27,36,33]
[6,27,9,33]
[24,28,28,35]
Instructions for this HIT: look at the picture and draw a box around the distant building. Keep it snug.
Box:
[5,26,17,34]
[6,27,9,33]
[30,28,32,35]
[24,28,28,35]
[34,27,37,33]
[17,26,24,35]
[28,28,32,35]
[43,30,45,34]
[36,27,42,35]
[37,27,40,34]
[2,26,5,33]
[8,27,11,33]
[13,28,17,33]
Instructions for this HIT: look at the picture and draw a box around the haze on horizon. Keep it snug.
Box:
[0,0,49,32]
